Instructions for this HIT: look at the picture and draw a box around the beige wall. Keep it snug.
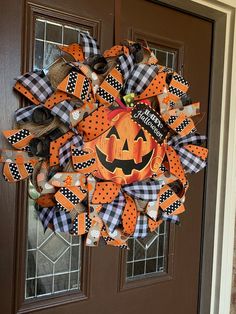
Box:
[231,220,236,313]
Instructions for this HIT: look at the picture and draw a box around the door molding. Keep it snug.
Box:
[152,1,236,313]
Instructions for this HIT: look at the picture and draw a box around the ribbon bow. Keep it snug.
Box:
[168,133,208,174]
[0,129,38,182]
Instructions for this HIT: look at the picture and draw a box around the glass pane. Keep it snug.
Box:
[46,21,62,43]
[26,194,82,299]
[151,47,177,69]
[126,44,177,281]
[34,40,44,70]
[44,42,61,69]
[24,16,88,300]
[64,26,80,45]
[35,19,45,40]
[167,52,175,68]
[126,222,169,280]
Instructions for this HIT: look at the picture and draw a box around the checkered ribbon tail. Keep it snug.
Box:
[118,54,135,81]
[133,214,148,238]
[16,70,54,103]
[168,134,207,174]
[59,135,83,167]
[99,192,126,233]
[178,147,206,173]
[53,210,72,232]
[161,212,180,225]
[37,207,55,231]
[51,100,74,126]
[15,105,35,123]
[123,64,157,95]
[123,179,164,201]
[80,33,100,59]
[168,133,207,147]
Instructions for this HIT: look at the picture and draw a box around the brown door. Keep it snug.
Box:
[0,1,212,313]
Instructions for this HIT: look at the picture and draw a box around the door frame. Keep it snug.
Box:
[154,1,236,313]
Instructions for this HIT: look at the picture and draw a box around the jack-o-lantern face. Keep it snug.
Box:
[84,111,165,184]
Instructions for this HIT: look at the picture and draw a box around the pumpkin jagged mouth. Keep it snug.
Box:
[95,146,154,175]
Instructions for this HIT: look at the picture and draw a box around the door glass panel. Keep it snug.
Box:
[126,46,177,281]
[25,17,88,300]
[126,221,169,279]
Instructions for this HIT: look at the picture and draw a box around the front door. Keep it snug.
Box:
[0,1,212,313]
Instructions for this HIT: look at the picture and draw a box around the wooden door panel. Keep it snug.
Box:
[0,1,212,313]
[116,1,212,313]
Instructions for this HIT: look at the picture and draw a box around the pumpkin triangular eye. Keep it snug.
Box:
[106,126,120,139]
[134,128,147,141]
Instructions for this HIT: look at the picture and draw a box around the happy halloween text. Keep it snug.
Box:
[131,103,168,142]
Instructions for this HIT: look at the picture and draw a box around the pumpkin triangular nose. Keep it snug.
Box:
[122,139,129,151]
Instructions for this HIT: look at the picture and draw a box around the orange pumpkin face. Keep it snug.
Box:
[84,111,165,184]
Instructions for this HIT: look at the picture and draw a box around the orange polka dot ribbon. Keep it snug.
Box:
[103,45,129,58]
[134,72,167,100]
[122,194,137,235]
[70,102,98,126]
[44,90,71,110]
[76,105,111,141]
[92,181,120,204]
[58,43,85,62]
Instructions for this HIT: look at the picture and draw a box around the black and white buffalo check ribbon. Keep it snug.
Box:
[37,206,72,232]
[59,134,83,167]
[123,64,158,95]
[118,54,135,81]
[80,32,100,59]
[37,207,54,231]
[133,214,148,238]
[53,210,72,232]
[99,192,125,233]
[168,133,207,173]
[51,100,74,126]
[99,178,164,233]
[16,70,54,103]
[123,179,164,201]
[15,105,36,123]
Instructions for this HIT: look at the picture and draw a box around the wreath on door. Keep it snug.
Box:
[0,34,208,248]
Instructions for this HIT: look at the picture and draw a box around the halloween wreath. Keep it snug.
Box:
[0,33,208,248]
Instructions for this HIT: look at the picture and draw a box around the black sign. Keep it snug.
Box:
[131,103,169,143]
